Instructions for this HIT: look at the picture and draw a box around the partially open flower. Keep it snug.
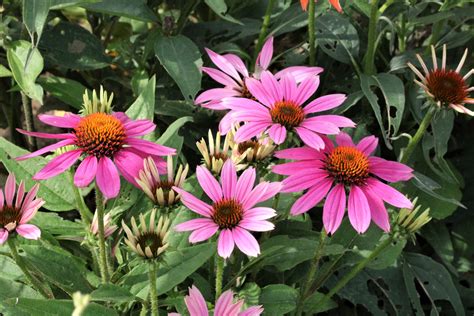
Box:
[81,86,114,115]
[122,209,170,260]
[396,198,431,235]
[90,211,117,239]
[407,45,473,115]
[229,126,275,164]
[0,173,44,244]
[196,129,245,174]
[136,156,189,207]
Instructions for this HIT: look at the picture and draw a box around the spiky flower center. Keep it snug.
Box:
[325,146,369,185]
[74,113,126,158]
[237,140,260,154]
[240,83,255,100]
[425,69,468,105]
[154,180,174,193]
[136,232,163,256]
[211,152,228,161]
[270,101,305,128]
[212,199,243,229]
[0,206,21,231]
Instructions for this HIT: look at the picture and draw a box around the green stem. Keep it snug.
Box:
[8,238,53,299]
[400,106,436,165]
[307,0,316,66]
[20,92,37,151]
[69,171,93,224]
[95,187,110,283]
[295,230,327,316]
[364,0,380,75]
[175,0,200,34]
[254,0,276,62]
[148,261,159,316]
[215,255,224,300]
[317,236,393,307]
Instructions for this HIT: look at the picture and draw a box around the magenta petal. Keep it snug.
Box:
[245,78,273,107]
[274,146,322,160]
[175,218,216,232]
[221,160,237,199]
[348,186,371,234]
[173,187,213,217]
[185,285,209,316]
[16,138,76,161]
[215,290,236,316]
[21,184,39,211]
[0,229,9,244]
[300,117,340,134]
[16,224,41,240]
[16,128,74,139]
[356,135,378,156]
[217,229,235,258]
[4,173,16,206]
[239,306,264,316]
[294,76,319,105]
[243,207,276,220]
[335,132,355,147]
[290,178,333,215]
[219,112,235,135]
[114,149,144,187]
[126,138,176,156]
[268,124,287,144]
[205,48,241,82]
[238,219,274,232]
[366,178,413,209]
[260,71,282,104]
[232,227,260,257]
[202,66,238,87]
[369,157,413,182]
[315,115,355,128]
[96,157,120,199]
[224,53,249,77]
[196,88,240,107]
[275,66,324,83]
[196,166,223,202]
[74,156,98,187]
[33,149,82,180]
[304,94,347,113]
[123,120,156,137]
[0,189,4,209]
[323,183,346,234]
[234,122,270,143]
[294,127,325,150]
[19,199,44,224]
[273,160,325,176]
[189,225,219,243]
[363,187,390,232]
[243,182,282,209]
[38,113,81,128]
[282,171,328,193]
[256,36,273,71]
[280,73,298,102]
[235,168,256,201]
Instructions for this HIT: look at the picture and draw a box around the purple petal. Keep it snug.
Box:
[4,173,16,206]
[238,219,274,232]
[290,178,333,215]
[173,187,213,217]
[196,166,223,202]
[267,124,287,144]
[369,156,413,182]
[38,113,81,128]
[294,76,319,105]
[365,178,413,209]
[217,229,235,258]
[323,183,346,234]
[348,186,371,234]
[16,138,76,160]
[189,225,219,243]
[294,127,325,150]
[16,224,41,240]
[256,36,273,71]
[221,160,237,199]
[356,135,378,156]
[235,168,256,202]
[202,66,239,87]
[0,229,9,244]
[175,218,217,232]
[74,156,98,187]
[304,94,347,114]
[126,138,176,156]
[123,120,156,137]
[232,227,260,257]
[335,132,355,147]
[33,149,82,180]
[363,187,390,232]
[96,157,120,199]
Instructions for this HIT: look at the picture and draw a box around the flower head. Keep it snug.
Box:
[91,211,117,239]
[221,71,354,150]
[16,111,175,199]
[229,126,275,164]
[273,133,414,234]
[407,45,473,115]
[174,160,281,258]
[169,285,263,316]
[300,0,342,12]
[81,86,113,115]
[122,209,170,260]
[0,173,43,244]
[136,156,189,207]
[195,37,323,110]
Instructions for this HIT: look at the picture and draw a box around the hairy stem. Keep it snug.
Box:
[307,0,316,66]
[215,255,225,300]
[148,261,159,316]
[69,171,93,224]
[20,92,37,151]
[95,187,110,283]
[254,0,276,62]
[364,0,380,75]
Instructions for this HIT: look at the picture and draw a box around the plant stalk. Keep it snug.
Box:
[307,0,316,66]
[215,255,225,300]
[69,171,93,224]
[364,0,380,75]
[295,229,327,316]
[95,187,110,283]
[254,0,276,61]
[148,261,159,316]
[400,106,436,164]
[20,92,37,151]
[8,238,53,299]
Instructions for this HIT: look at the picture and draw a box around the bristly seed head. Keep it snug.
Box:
[270,101,305,128]
[325,146,370,186]
[425,69,468,106]
[237,140,260,155]
[74,113,126,158]
[212,199,243,229]
[0,205,22,231]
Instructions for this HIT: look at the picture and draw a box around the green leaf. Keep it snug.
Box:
[1,298,117,316]
[259,284,298,314]
[90,284,136,303]
[22,0,50,41]
[157,116,193,146]
[0,255,24,280]
[125,76,156,121]
[0,137,76,211]
[82,0,158,22]
[22,245,92,294]
[315,12,359,64]
[49,0,99,10]
[7,40,44,104]
[0,64,12,77]
[403,253,465,316]
[155,35,202,101]
[204,0,243,25]
[0,276,41,300]
[303,291,337,314]
[37,76,88,109]
[431,111,454,159]
[29,212,84,238]
[40,22,109,70]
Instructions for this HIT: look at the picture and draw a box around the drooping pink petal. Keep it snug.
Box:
[4,173,16,206]
[304,94,347,114]
[274,146,322,160]
[14,181,24,209]
[202,67,239,87]
[238,219,274,232]
[96,156,120,199]
[224,54,249,78]
[272,160,325,176]
[173,187,213,217]
[221,97,269,113]
[19,199,44,224]
[195,88,240,106]
[243,207,276,220]
[232,227,260,257]
[356,135,378,156]
[363,187,390,232]
[365,178,413,209]
[267,124,287,144]
[185,285,209,316]
[189,226,219,243]
[123,120,156,137]
[290,178,333,215]
[348,186,371,234]
[221,160,237,199]
[175,218,217,232]
[16,224,41,240]
[33,149,82,180]
[280,73,298,101]
[294,127,325,150]
[114,149,144,187]
[38,113,81,128]
[196,166,223,202]
[217,229,235,258]
[315,115,355,129]
[323,184,346,234]
[235,168,256,201]
[300,117,340,134]
[74,156,98,187]
[334,132,355,147]
[219,112,235,134]
[112,112,130,123]
[215,290,237,316]
[205,48,242,83]
[234,122,270,143]
[260,71,282,104]
[281,170,329,193]
[239,306,264,316]
[21,183,39,210]
[256,37,273,71]
[126,138,176,156]
[242,182,281,209]
[245,77,273,107]
[275,66,324,83]
[16,128,74,139]
[0,229,9,244]
[294,76,320,105]
[369,157,413,182]
[16,138,76,160]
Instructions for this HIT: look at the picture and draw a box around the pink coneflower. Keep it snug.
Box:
[0,173,44,244]
[174,160,281,258]
[195,37,323,110]
[169,285,263,316]
[16,112,175,199]
[220,71,354,149]
[273,133,414,234]
[300,0,342,13]
[91,211,117,239]
[407,45,473,115]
